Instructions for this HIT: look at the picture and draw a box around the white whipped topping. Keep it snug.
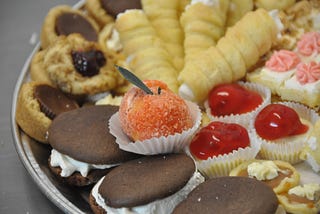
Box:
[107,29,123,52]
[178,84,195,101]
[288,183,320,201]
[92,171,205,214]
[268,10,284,39]
[305,153,320,173]
[247,161,287,181]
[50,149,120,177]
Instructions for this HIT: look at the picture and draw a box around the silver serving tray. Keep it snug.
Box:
[11,1,92,213]
[10,0,320,213]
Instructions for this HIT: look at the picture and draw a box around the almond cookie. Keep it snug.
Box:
[40,5,99,49]
[85,0,142,27]
[15,82,79,143]
[43,34,120,95]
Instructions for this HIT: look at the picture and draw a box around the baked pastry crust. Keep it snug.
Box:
[40,5,100,49]
[30,50,55,86]
[15,82,52,143]
[229,159,300,194]
[85,0,114,28]
[43,34,119,95]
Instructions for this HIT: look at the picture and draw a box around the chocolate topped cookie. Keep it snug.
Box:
[15,82,78,143]
[89,153,205,213]
[173,176,280,214]
[40,5,99,49]
[48,105,138,164]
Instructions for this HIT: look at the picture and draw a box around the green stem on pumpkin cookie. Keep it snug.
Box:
[115,65,154,95]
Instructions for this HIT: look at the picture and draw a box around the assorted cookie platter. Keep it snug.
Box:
[11,0,320,213]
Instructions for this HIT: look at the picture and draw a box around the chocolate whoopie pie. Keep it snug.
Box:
[173,176,280,214]
[47,105,140,186]
[89,153,204,214]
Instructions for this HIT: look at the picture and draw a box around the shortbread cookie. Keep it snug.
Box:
[85,0,142,27]
[15,82,78,143]
[40,5,99,49]
[43,34,120,95]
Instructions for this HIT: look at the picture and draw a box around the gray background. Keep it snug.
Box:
[1,0,78,213]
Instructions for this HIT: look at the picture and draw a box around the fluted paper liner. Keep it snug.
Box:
[188,131,261,178]
[251,101,320,164]
[109,100,202,155]
[205,81,271,128]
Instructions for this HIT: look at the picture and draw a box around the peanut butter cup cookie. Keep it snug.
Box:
[40,5,99,49]
[15,82,79,143]
[42,34,120,95]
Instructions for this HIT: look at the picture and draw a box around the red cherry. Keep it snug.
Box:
[189,121,250,160]
[208,83,263,116]
[254,104,309,141]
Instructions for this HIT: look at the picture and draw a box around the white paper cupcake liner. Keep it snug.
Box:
[109,100,202,155]
[251,101,320,164]
[205,81,271,128]
[189,131,261,178]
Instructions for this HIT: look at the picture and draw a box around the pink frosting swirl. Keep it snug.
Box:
[296,61,320,85]
[265,50,301,72]
[297,32,320,56]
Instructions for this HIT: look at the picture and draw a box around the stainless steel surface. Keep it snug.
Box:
[1,0,80,213]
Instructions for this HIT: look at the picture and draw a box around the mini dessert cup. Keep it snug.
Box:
[109,100,202,155]
[188,131,261,178]
[205,81,271,128]
[251,101,320,164]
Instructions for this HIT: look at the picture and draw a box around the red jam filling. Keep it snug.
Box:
[254,104,309,141]
[208,83,263,116]
[189,121,250,160]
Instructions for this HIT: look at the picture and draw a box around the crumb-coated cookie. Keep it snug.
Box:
[42,34,120,95]
[15,82,79,143]
[40,5,100,49]
[85,0,142,27]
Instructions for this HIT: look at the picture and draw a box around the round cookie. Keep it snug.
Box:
[173,176,280,214]
[47,105,141,186]
[229,159,300,194]
[89,153,203,213]
[42,34,120,95]
[30,50,55,86]
[40,5,99,49]
[85,0,142,27]
[15,82,79,143]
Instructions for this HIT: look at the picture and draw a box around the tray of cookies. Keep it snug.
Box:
[11,0,320,213]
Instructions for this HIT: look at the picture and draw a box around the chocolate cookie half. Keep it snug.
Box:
[173,176,281,214]
[89,153,204,214]
[47,105,140,186]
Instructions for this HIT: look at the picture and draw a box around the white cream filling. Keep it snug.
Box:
[288,183,320,201]
[92,171,205,214]
[247,161,287,181]
[191,0,219,7]
[107,29,123,52]
[268,10,284,39]
[178,83,195,101]
[50,149,120,177]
